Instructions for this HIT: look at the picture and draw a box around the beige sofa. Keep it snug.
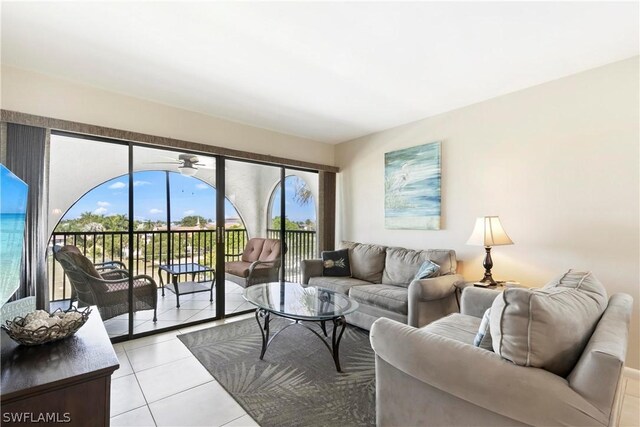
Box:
[301,241,463,330]
[371,273,633,426]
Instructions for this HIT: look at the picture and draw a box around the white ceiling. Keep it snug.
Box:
[2,2,638,144]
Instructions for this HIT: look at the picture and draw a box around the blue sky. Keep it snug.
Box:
[1,164,28,215]
[62,171,316,223]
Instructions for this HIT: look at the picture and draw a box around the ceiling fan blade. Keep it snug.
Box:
[193,162,215,169]
[143,161,182,165]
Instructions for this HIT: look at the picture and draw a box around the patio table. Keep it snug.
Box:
[158,263,215,308]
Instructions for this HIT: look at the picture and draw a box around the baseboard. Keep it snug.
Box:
[623,366,640,380]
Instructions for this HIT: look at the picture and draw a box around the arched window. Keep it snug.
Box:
[267,175,317,232]
[49,171,247,302]
[54,171,244,232]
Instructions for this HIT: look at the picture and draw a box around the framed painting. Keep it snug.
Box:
[384,141,441,230]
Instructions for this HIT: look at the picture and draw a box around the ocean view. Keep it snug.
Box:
[0,213,26,300]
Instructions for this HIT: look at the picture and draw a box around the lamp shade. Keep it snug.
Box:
[467,216,513,247]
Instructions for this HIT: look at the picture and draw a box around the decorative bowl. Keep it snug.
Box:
[1,307,92,346]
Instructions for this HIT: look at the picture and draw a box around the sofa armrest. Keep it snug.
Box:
[460,287,501,318]
[407,274,462,327]
[249,259,279,273]
[408,274,463,301]
[301,259,323,284]
[370,318,607,427]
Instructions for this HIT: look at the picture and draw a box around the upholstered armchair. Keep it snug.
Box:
[224,238,284,288]
[54,245,157,321]
[371,285,633,427]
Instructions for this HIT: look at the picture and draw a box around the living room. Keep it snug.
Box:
[0,2,638,427]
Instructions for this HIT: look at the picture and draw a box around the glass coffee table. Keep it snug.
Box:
[243,282,359,372]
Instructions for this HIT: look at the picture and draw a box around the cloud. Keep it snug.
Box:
[97,201,110,207]
[133,180,151,187]
[108,182,126,190]
[195,183,209,190]
[184,209,195,215]
[93,207,108,215]
[149,208,162,214]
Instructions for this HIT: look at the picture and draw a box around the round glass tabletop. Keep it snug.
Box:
[243,282,358,320]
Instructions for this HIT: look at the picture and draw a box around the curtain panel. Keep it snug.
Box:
[5,123,49,309]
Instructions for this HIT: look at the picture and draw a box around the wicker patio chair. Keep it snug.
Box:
[224,238,285,288]
[54,245,157,321]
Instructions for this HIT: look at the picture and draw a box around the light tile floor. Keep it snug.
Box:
[618,375,640,427]
[51,281,255,338]
[110,313,258,427]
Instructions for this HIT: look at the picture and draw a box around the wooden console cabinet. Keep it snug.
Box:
[1,309,119,426]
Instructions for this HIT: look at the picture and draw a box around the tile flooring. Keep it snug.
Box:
[51,281,255,338]
[110,314,258,427]
[618,374,640,427]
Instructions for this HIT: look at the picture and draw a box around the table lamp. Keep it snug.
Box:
[467,216,513,285]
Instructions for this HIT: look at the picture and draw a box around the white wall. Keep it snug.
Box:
[336,57,640,368]
[0,65,335,166]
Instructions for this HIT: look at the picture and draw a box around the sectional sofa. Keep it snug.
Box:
[301,241,464,330]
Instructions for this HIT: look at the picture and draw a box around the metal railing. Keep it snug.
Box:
[267,228,317,283]
[48,228,317,302]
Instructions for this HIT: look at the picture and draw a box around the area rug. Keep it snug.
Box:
[178,318,375,427]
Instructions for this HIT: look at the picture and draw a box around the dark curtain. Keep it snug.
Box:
[6,123,49,310]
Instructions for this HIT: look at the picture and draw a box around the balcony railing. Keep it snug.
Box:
[48,228,316,302]
[267,228,316,284]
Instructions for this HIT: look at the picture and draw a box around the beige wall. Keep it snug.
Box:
[0,65,335,166]
[336,57,640,368]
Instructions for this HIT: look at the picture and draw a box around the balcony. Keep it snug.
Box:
[49,228,317,301]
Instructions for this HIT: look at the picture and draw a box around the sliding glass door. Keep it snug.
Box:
[223,159,283,315]
[48,133,131,339]
[48,132,321,340]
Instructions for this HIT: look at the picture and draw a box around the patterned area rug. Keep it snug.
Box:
[178,317,375,427]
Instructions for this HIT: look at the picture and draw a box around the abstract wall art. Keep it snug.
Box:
[384,141,441,230]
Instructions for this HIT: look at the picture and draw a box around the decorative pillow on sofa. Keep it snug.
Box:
[413,260,440,280]
[321,249,351,277]
[473,308,493,351]
[489,269,608,377]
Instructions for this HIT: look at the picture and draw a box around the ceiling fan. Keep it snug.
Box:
[146,154,211,176]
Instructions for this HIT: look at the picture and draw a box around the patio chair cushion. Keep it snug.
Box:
[241,239,266,262]
[307,276,371,295]
[349,284,408,315]
[258,239,281,262]
[241,238,281,263]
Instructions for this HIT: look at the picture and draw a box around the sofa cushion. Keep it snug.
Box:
[421,313,480,345]
[382,248,457,287]
[308,276,370,295]
[349,284,408,315]
[340,241,387,283]
[321,249,351,277]
[490,270,608,377]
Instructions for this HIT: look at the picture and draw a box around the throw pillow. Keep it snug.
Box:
[322,249,351,277]
[473,308,493,351]
[413,260,440,280]
[490,269,608,377]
